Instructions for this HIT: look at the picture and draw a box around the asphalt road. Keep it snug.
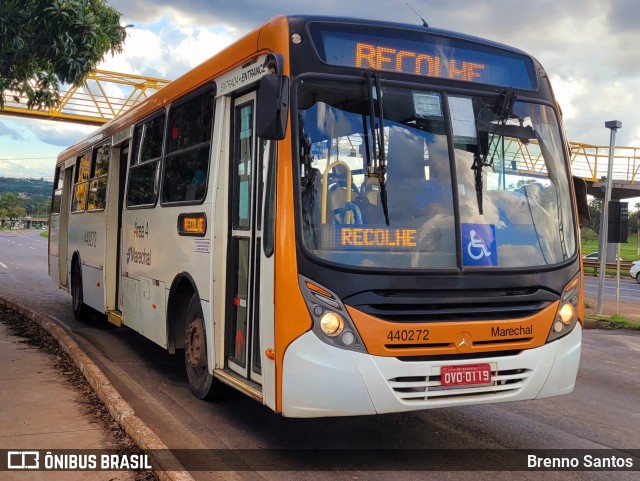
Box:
[0,229,639,481]
[584,276,640,304]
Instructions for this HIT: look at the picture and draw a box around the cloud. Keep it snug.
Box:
[98,19,235,80]
[0,118,93,179]
[0,121,26,141]
[4,118,94,148]
[607,0,640,33]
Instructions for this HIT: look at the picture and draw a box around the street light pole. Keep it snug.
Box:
[597,120,622,316]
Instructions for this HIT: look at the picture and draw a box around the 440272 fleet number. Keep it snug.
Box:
[386,329,430,342]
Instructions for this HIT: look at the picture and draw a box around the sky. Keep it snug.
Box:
[1,0,640,180]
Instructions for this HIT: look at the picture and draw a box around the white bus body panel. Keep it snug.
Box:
[282,325,582,417]
[122,277,139,331]
[120,199,214,348]
[138,276,167,347]
[67,209,108,313]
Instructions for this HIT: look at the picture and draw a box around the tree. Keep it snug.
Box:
[0,192,26,227]
[588,197,602,233]
[0,0,127,110]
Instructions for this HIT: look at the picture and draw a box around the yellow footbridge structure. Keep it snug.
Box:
[1,70,639,198]
[1,70,170,126]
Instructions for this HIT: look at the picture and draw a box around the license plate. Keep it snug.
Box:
[440,363,492,387]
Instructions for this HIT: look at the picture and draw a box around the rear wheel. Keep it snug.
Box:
[71,261,91,321]
[636,273,640,284]
[184,294,219,399]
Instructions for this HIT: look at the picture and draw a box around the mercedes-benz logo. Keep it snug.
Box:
[455,331,473,352]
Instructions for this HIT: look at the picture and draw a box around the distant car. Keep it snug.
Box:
[630,261,640,283]
[582,251,623,261]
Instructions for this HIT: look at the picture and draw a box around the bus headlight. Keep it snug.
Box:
[547,275,580,342]
[320,312,344,336]
[298,275,367,353]
[558,303,575,324]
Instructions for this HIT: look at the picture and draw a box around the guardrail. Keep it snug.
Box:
[582,259,633,274]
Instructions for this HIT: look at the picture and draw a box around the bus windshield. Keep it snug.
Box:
[297,78,576,270]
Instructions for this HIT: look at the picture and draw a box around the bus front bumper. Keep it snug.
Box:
[281,324,582,417]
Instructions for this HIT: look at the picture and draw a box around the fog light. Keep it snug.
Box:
[558,303,575,324]
[341,331,355,345]
[553,320,564,333]
[320,312,344,337]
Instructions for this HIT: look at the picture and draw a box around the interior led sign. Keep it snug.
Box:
[319,225,424,251]
[312,26,536,90]
[341,227,417,248]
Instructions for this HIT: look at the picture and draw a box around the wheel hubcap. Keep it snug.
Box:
[186,319,204,368]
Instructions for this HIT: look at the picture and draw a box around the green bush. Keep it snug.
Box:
[580,227,598,242]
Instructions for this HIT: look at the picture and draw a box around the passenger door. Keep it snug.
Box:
[226,91,264,384]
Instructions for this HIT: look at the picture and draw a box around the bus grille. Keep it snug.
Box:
[388,368,531,402]
[345,288,557,322]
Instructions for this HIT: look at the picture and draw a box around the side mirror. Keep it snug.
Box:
[256,74,289,140]
[573,175,590,227]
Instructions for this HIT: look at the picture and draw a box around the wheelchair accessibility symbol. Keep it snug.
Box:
[467,229,491,260]
[462,224,497,266]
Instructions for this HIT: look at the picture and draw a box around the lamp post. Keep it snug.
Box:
[597,120,622,316]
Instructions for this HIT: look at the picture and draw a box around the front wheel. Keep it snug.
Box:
[636,273,640,284]
[184,294,220,399]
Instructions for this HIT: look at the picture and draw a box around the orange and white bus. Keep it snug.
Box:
[49,15,589,417]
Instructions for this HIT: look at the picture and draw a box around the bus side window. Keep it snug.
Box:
[127,113,165,208]
[87,143,110,211]
[71,152,91,213]
[51,166,63,214]
[162,87,215,204]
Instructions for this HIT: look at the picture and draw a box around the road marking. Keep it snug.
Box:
[0,262,7,269]
[585,286,640,293]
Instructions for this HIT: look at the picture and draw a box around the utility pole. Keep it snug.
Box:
[597,120,622,316]
[636,204,640,256]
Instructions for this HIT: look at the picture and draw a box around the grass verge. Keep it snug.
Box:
[586,313,640,331]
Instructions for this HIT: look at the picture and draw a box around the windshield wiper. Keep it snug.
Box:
[364,70,390,225]
[471,88,519,215]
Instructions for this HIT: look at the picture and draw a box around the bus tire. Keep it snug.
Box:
[184,294,218,399]
[71,261,91,321]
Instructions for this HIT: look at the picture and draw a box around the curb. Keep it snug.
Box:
[0,296,196,481]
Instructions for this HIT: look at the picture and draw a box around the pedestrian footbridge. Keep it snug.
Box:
[570,143,640,199]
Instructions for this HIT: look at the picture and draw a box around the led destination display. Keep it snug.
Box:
[313,26,536,90]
